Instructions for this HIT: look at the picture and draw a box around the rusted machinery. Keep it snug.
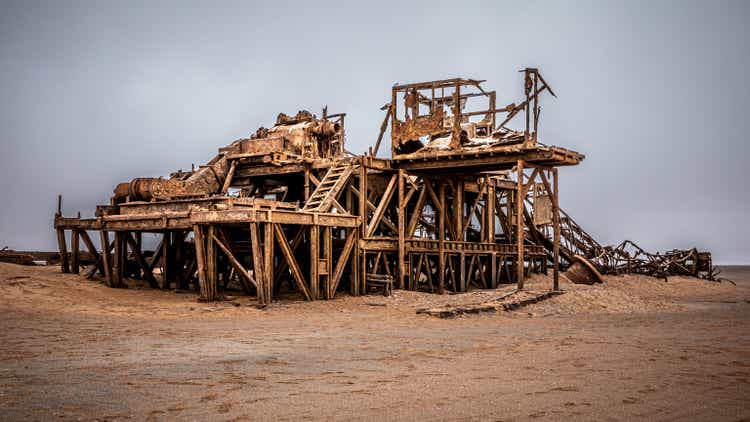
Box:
[53,68,714,305]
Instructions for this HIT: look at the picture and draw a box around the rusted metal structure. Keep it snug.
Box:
[53,68,713,304]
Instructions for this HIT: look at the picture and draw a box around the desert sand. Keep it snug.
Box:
[0,263,748,421]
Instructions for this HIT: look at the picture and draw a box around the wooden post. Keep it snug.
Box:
[459,251,466,292]
[113,231,124,288]
[193,225,208,300]
[175,231,188,290]
[438,182,446,293]
[56,229,70,273]
[486,180,495,243]
[351,228,360,296]
[490,252,498,289]
[99,231,112,285]
[552,168,560,291]
[323,226,332,298]
[455,177,463,241]
[304,168,311,202]
[359,163,367,295]
[264,223,274,303]
[516,160,525,290]
[205,226,217,301]
[397,169,406,290]
[250,223,266,305]
[161,232,171,290]
[71,229,80,274]
[310,225,319,300]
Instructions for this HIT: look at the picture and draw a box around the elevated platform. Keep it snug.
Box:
[392,144,583,173]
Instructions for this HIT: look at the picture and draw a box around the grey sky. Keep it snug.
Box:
[1,0,748,263]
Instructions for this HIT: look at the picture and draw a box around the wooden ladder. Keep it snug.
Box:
[303,161,357,212]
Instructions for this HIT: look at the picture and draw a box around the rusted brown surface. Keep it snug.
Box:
[51,69,713,303]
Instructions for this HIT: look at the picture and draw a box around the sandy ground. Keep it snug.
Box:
[0,263,748,421]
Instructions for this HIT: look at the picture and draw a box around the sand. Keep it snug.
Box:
[0,263,748,421]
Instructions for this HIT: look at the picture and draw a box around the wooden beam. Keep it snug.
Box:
[324,226,333,299]
[397,169,406,290]
[79,230,102,275]
[113,232,125,288]
[330,229,356,296]
[264,222,274,303]
[358,164,367,296]
[516,160,525,290]
[250,222,266,305]
[455,178,464,241]
[438,182,446,293]
[273,226,305,287]
[221,160,237,194]
[310,225,319,300]
[71,229,80,274]
[552,169,560,291]
[274,224,311,301]
[56,228,69,273]
[193,225,208,301]
[99,230,112,285]
[205,226,217,301]
[407,182,427,236]
[365,173,398,237]
[124,232,159,288]
[350,185,398,232]
[211,230,256,291]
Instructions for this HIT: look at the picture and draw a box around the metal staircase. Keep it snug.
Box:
[302,161,357,212]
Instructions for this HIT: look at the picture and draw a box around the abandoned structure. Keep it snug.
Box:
[53,69,714,304]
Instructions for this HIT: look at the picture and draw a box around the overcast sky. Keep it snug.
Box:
[1,0,748,264]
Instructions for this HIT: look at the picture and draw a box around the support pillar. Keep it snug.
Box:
[397,169,406,290]
[205,226,217,301]
[309,225,319,300]
[264,223,274,303]
[516,160,525,290]
[56,229,69,273]
[552,168,560,291]
[71,229,80,274]
[438,181,446,294]
[99,230,112,285]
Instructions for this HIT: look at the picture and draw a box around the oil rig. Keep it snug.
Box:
[53,69,714,304]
